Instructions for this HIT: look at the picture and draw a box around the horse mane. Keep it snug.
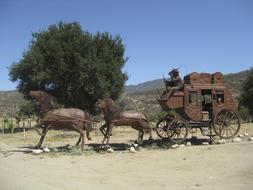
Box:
[107,99,122,114]
[102,98,122,121]
[37,91,61,112]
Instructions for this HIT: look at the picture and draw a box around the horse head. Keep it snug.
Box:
[29,90,59,112]
[95,98,110,111]
[29,90,45,100]
[95,98,122,120]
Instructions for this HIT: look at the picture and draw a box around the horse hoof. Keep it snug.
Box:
[34,145,41,149]
[99,145,105,150]
[87,137,92,141]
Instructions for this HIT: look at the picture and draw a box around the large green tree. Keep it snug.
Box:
[239,68,253,117]
[9,22,128,113]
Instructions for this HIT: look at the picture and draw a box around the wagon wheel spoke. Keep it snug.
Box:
[167,120,189,144]
[229,121,237,132]
[213,109,240,139]
[225,126,229,138]
[156,118,170,139]
[161,130,168,138]
[227,125,234,137]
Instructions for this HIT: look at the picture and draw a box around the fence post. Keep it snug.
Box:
[2,119,5,134]
[23,127,26,140]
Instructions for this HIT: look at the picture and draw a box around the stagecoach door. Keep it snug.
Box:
[212,88,226,116]
[201,90,212,121]
[185,86,202,121]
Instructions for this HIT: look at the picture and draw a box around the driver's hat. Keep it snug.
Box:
[169,68,179,75]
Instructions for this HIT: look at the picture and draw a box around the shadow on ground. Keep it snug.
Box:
[3,137,213,156]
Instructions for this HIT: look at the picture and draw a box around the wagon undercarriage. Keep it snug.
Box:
[156,110,240,144]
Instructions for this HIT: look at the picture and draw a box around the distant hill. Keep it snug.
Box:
[0,90,28,116]
[125,70,249,96]
[126,79,164,94]
[223,70,249,98]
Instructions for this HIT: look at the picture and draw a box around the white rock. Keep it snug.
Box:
[107,147,114,153]
[244,133,249,137]
[232,137,242,142]
[32,149,43,154]
[186,142,192,146]
[217,139,226,144]
[238,134,244,137]
[43,147,50,153]
[171,144,179,149]
[202,142,209,146]
[129,147,136,153]
[249,137,253,141]
[179,144,185,147]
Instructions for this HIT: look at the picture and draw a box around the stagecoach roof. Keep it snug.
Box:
[183,72,224,85]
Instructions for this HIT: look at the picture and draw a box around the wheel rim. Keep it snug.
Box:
[167,120,188,144]
[156,118,170,139]
[213,109,240,139]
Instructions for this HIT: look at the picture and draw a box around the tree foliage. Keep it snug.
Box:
[9,22,128,113]
[238,106,251,122]
[239,68,253,117]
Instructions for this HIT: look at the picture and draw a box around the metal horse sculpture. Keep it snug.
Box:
[29,91,92,150]
[96,98,153,146]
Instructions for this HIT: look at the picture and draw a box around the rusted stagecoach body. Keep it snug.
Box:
[159,72,237,121]
[156,72,240,143]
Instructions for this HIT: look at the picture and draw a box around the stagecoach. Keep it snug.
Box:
[156,71,240,144]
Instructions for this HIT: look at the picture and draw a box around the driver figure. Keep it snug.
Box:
[163,68,183,99]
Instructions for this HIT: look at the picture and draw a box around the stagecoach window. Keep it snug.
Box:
[216,91,224,104]
[189,91,197,106]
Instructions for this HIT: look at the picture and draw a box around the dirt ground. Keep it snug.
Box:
[0,123,253,190]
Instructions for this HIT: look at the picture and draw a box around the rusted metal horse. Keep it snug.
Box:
[29,91,92,150]
[96,98,153,146]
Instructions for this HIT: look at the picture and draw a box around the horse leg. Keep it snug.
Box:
[35,125,49,149]
[140,120,153,141]
[86,130,92,140]
[148,127,154,141]
[85,121,92,140]
[137,130,141,141]
[100,123,109,145]
[76,128,85,151]
[99,123,107,137]
[137,129,144,143]
[105,124,113,146]
[33,121,43,136]
[76,129,90,146]
[76,129,91,146]
[74,122,86,151]
[76,135,82,146]
[81,131,85,151]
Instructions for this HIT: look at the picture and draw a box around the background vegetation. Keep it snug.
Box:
[1,69,252,123]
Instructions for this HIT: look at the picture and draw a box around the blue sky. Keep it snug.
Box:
[0,0,253,91]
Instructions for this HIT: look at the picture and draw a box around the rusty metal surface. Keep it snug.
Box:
[158,70,238,122]
[156,69,240,142]
[96,98,153,145]
[29,91,92,150]
[119,111,148,121]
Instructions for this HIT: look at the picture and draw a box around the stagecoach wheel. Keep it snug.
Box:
[212,109,240,139]
[156,117,171,139]
[167,119,189,144]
